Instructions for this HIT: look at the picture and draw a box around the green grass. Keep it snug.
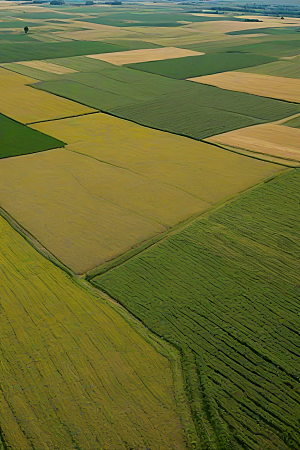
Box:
[0,41,128,63]
[283,115,300,128]
[126,52,277,79]
[0,33,37,42]
[223,40,300,57]
[0,22,40,29]
[93,168,300,450]
[239,59,300,79]
[31,67,192,109]
[7,12,75,20]
[45,56,115,72]
[110,83,300,139]
[0,113,65,159]
[99,39,162,50]
[227,26,300,35]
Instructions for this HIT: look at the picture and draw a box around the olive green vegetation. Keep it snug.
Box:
[110,83,300,139]
[240,58,300,79]
[227,26,300,35]
[283,115,300,128]
[0,41,128,63]
[93,168,300,450]
[46,56,116,72]
[33,66,300,138]
[7,11,75,20]
[0,113,65,159]
[221,40,300,58]
[77,12,242,27]
[0,21,40,28]
[0,33,37,42]
[126,53,277,79]
[99,39,162,50]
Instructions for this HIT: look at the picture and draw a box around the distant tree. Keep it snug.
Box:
[85,0,94,4]
[24,26,29,33]
[281,16,284,19]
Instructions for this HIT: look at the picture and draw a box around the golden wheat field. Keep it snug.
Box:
[0,67,95,123]
[16,60,78,74]
[0,214,186,449]
[87,47,203,65]
[205,123,300,162]
[188,71,300,103]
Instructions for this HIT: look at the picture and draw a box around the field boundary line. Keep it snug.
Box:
[78,279,200,450]
[86,167,290,280]
[26,109,99,125]
[0,205,75,278]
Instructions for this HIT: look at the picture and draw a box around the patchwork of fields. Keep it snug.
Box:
[0,2,300,449]
[94,169,300,450]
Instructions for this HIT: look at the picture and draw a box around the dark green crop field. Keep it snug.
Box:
[93,168,300,450]
[126,52,277,79]
[110,83,300,139]
[0,41,128,63]
[222,41,300,58]
[0,33,37,42]
[283,115,300,128]
[227,27,300,35]
[0,21,40,28]
[0,113,65,159]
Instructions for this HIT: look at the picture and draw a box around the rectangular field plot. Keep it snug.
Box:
[0,41,128,63]
[94,168,300,450]
[125,52,277,79]
[206,123,300,162]
[239,57,300,79]
[87,47,203,65]
[0,112,64,159]
[0,67,95,123]
[189,71,300,103]
[110,83,300,139]
[0,215,185,450]
[17,60,78,74]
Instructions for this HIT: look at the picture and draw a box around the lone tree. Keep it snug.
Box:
[24,26,29,33]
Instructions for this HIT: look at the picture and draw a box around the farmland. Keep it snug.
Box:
[0,67,95,123]
[189,72,300,103]
[0,213,186,450]
[94,168,300,450]
[125,53,277,79]
[0,112,64,159]
[1,1,300,448]
[205,123,300,162]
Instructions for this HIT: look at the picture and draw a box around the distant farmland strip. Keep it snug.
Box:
[239,59,300,79]
[0,112,65,159]
[0,41,128,63]
[93,168,300,450]
[0,214,186,449]
[125,53,277,79]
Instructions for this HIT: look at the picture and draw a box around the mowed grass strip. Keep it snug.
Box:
[0,215,186,450]
[189,71,300,103]
[0,41,128,63]
[205,123,300,162]
[0,67,95,123]
[0,112,65,159]
[125,52,277,79]
[93,168,300,450]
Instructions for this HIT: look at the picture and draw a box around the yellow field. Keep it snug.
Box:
[205,123,300,162]
[16,60,78,74]
[87,47,203,65]
[0,214,185,449]
[0,67,95,123]
[185,18,295,33]
[188,71,300,103]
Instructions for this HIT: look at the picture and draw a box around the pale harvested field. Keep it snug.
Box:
[32,112,283,204]
[189,71,300,103]
[0,67,95,123]
[0,214,186,450]
[54,22,133,40]
[16,60,78,74]
[87,46,203,65]
[205,123,300,162]
[185,19,294,33]
[0,150,168,274]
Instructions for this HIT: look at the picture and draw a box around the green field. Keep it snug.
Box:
[0,62,60,81]
[240,59,300,79]
[110,83,300,139]
[93,168,300,450]
[227,26,300,35]
[126,52,277,79]
[0,21,40,28]
[222,40,300,58]
[0,33,38,42]
[283,115,300,128]
[0,41,128,63]
[0,113,65,159]
[6,11,75,20]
